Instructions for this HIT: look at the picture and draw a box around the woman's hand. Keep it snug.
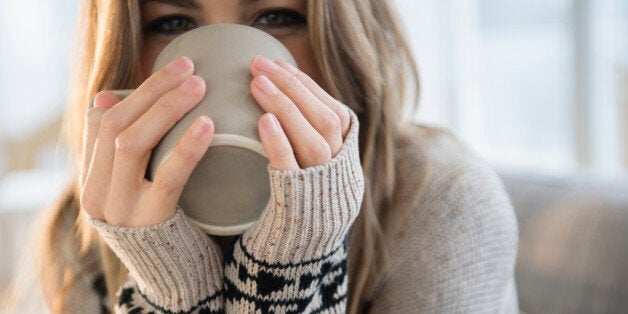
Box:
[250,55,352,170]
[80,56,214,227]
[233,55,363,265]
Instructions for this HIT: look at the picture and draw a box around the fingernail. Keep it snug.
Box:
[179,75,201,92]
[255,75,278,96]
[94,91,116,109]
[277,60,299,75]
[191,116,211,138]
[253,55,279,75]
[168,56,193,75]
[264,113,280,135]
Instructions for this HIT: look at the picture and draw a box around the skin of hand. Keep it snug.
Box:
[79,54,351,227]
[80,56,213,227]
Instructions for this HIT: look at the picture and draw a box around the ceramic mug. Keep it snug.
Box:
[101,24,298,235]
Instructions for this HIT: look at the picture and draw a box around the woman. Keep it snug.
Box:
[39,0,519,313]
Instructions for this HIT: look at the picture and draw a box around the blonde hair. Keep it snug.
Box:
[39,0,420,313]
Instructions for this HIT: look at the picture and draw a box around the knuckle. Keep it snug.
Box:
[293,69,307,82]
[142,77,162,95]
[308,141,332,164]
[283,73,301,91]
[321,113,342,136]
[153,176,182,194]
[274,98,296,117]
[115,131,140,156]
[155,99,179,119]
[100,111,121,135]
[338,104,351,126]
[174,144,199,164]
[155,96,174,110]
[85,107,104,129]
[274,145,295,162]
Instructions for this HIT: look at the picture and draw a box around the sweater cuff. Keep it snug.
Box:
[88,210,223,312]
[242,109,365,264]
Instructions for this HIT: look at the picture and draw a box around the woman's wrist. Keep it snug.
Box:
[89,209,223,312]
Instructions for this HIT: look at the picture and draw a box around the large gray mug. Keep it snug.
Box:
[105,24,297,235]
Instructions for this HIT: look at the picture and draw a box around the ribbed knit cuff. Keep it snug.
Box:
[88,210,223,312]
[242,110,365,264]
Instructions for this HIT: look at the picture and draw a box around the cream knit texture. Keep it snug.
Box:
[89,210,224,313]
[364,125,519,313]
[71,110,519,313]
[242,109,363,263]
[222,111,363,312]
[87,111,363,313]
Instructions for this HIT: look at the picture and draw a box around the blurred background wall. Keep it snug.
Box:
[398,0,627,175]
[0,1,78,305]
[0,0,626,313]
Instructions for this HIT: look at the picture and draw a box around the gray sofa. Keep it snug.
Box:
[500,171,628,314]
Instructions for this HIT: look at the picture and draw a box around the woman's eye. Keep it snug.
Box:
[253,9,306,28]
[144,15,197,35]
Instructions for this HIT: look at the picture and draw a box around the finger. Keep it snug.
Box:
[251,75,331,168]
[79,92,120,220]
[251,55,343,155]
[108,75,206,204]
[276,60,351,138]
[84,57,194,219]
[140,116,214,226]
[99,56,194,138]
[80,91,119,188]
[258,113,299,171]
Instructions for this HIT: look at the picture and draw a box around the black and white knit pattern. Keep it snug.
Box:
[90,111,363,314]
[115,277,224,314]
[224,237,348,313]
[92,273,111,314]
[76,110,520,313]
[112,237,349,314]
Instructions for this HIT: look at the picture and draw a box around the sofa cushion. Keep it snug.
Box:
[499,171,628,314]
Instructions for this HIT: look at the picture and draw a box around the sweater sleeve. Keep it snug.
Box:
[223,110,365,313]
[88,209,224,313]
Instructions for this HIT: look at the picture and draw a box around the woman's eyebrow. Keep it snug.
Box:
[240,0,265,5]
[140,0,201,9]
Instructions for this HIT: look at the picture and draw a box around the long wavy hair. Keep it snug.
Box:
[39,0,420,312]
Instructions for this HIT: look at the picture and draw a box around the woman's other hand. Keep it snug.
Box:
[250,55,352,171]
[79,56,214,227]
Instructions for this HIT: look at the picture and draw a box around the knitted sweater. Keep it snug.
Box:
[74,112,519,313]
